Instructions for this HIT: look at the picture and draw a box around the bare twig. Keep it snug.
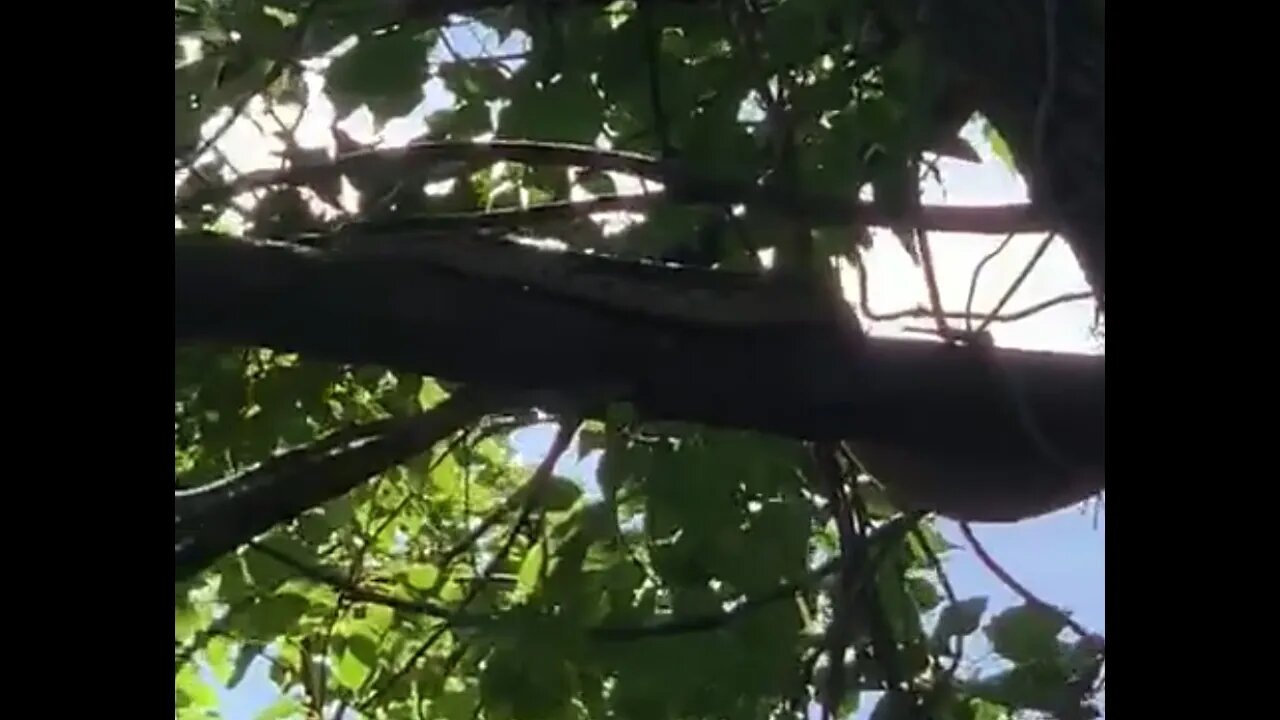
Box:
[965,232,1017,332]
[488,419,579,579]
[915,230,951,337]
[957,522,1103,649]
[870,291,1092,325]
[358,418,578,711]
[974,232,1057,334]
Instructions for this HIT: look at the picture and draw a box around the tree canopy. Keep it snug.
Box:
[174,0,1105,718]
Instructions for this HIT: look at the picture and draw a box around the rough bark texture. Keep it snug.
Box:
[176,236,1104,522]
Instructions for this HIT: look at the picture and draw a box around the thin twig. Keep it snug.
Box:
[499,420,578,559]
[965,232,1017,332]
[245,513,918,651]
[974,232,1057,334]
[358,418,578,711]
[871,291,1092,324]
[957,522,1103,649]
[246,540,459,620]
[915,229,951,337]
[911,526,966,681]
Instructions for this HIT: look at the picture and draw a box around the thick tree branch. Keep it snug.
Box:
[176,233,1103,522]
[174,387,524,581]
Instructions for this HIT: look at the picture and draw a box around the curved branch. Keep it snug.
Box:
[179,139,1050,236]
[958,522,1104,648]
[389,0,1105,301]
[174,387,527,581]
[176,233,1104,523]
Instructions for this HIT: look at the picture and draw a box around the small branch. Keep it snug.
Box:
[178,139,1050,236]
[966,232,1016,332]
[175,387,524,582]
[915,230,951,338]
[957,522,1103,648]
[501,419,579,559]
[975,232,1057,334]
[867,291,1092,325]
[359,420,577,710]
[247,541,460,620]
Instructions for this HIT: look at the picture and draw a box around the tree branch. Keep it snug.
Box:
[958,522,1104,648]
[386,0,1106,303]
[174,387,527,581]
[176,233,1103,523]
[179,139,1049,236]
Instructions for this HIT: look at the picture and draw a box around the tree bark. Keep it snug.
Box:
[176,235,1103,521]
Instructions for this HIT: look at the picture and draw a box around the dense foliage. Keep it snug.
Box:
[175,1,1105,718]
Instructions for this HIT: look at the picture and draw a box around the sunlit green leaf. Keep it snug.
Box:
[176,665,218,710]
[336,634,379,690]
[406,565,440,590]
[205,635,234,684]
[983,119,1017,172]
[254,695,307,720]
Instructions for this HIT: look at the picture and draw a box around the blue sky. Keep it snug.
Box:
[194,17,1104,719]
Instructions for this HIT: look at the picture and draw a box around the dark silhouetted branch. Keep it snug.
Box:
[177,233,1103,523]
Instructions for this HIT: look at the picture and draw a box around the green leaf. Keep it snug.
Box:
[499,73,604,143]
[236,592,311,641]
[540,476,584,512]
[968,698,1013,720]
[480,646,574,720]
[576,423,606,460]
[907,575,942,611]
[243,536,314,589]
[934,596,989,642]
[984,604,1068,665]
[964,663,1074,713]
[326,29,432,121]
[205,635,234,684]
[336,634,379,690]
[175,602,205,644]
[175,665,218,710]
[516,541,546,597]
[983,119,1017,172]
[406,564,440,590]
[431,686,481,720]
[254,695,307,720]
